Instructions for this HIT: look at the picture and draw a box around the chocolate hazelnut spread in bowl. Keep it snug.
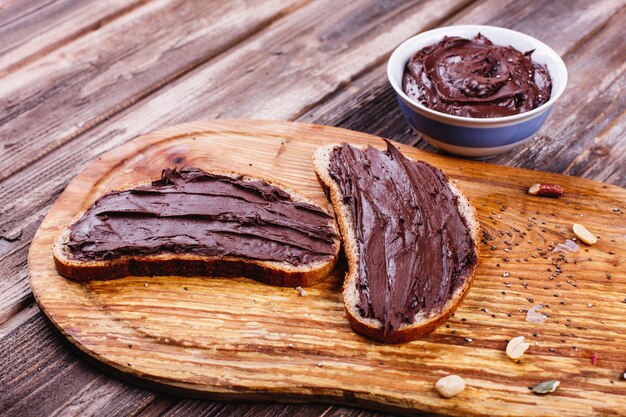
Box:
[402,33,552,118]
[388,25,567,157]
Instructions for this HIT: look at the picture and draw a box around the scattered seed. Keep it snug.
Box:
[531,380,560,395]
[573,223,597,245]
[0,229,22,242]
[506,336,530,359]
[526,305,547,323]
[435,375,466,398]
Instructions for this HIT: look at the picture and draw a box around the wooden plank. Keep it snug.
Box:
[137,401,336,417]
[0,0,148,76]
[0,309,166,417]
[27,120,626,416]
[0,0,307,182]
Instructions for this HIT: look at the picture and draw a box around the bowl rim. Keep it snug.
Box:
[387,24,568,124]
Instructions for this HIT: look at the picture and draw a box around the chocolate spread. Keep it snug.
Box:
[402,33,552,118]
[67,168,337,265]
[328,142,477,334]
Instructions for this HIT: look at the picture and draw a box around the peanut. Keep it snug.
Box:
[528,183,564,198]
[435,375,466,398]
[506,336,530,360]
[573,223,597,245]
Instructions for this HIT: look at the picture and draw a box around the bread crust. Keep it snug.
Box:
[53,171,340,286]
[313,144,480,343]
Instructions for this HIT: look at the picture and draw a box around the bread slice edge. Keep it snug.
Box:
[53,170,340,286]
[313,144,480,343]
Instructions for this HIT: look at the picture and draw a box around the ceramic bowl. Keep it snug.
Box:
[387,25,567,157]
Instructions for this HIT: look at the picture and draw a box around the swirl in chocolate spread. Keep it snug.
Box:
[403,33,552,118]
[328,142,477,335]
[67,168,337,265]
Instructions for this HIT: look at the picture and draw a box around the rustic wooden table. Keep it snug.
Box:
[1,1,624,416]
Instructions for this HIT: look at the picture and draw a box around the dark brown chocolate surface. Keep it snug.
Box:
[402,33,552,118]
[66,168,337,265]
[328,142,477,334]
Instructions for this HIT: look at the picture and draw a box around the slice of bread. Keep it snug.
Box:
[314,142,479,343]
[54,169,340,286]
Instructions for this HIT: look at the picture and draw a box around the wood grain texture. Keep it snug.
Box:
[0,0,307,181]
[0,0,148,76]
[0,0,468,182]
[28,121,626,417]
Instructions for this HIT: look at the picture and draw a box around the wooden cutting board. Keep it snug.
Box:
[29,120,626,416]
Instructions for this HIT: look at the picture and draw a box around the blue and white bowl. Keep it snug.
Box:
[387,25,568,157]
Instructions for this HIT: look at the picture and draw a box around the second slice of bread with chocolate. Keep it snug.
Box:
[314,141,479,343]
[54,168,340,286]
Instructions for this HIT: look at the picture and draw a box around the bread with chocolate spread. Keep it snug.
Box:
[54,168,340,286]
[314,141,479,343]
